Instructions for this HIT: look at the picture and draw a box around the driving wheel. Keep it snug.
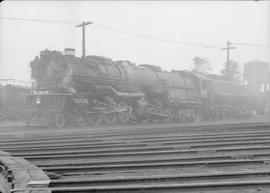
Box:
[54,113,65,128]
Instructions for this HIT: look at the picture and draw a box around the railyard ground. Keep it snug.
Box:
[0,116,268,134]
[1,116,270,193]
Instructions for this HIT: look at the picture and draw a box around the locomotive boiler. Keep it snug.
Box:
[26,49,202,127]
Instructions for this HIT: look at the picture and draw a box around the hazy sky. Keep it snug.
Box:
[0,1,269,81]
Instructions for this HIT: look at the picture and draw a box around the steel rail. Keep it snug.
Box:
[8,138,270,156]
[50,170,270,187]
[14,144,270,158]
[50,180,270,192]
[41,159,269,173]
[34,155,269,167]
[22,149,270,162]
[3,135,270,152]
[3,130,270,149]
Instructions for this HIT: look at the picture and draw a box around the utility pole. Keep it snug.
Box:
[75,21,93,57]
[221,41,236,79]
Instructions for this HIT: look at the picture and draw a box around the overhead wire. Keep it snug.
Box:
[0,16,77,24]
[0,16,221,49]
[231,42,270,48]
[92,23,221,49]
[0,17,269,49]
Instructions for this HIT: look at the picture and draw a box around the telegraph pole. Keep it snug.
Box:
[75,21,93,57]
[221,41,236,79]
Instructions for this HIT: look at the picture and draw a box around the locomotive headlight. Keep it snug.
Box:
[36,97,41,104]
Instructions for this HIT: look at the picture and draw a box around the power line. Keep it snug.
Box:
[0,16,220,49]
[1,17,269,50]
[231,42,270,47]
[0,16,77,24]
[92,23,221,49]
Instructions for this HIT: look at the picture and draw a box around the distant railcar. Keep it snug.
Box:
[196,74,255,120]
[0,84,30,121]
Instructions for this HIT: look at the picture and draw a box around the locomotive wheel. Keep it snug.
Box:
[54,113,65,128]
[177,110,184,122]
[95,114,104,125]
[139,117,150,123]
[194,113,202,123]
[117,111,130,124]
[86,115,101,126]
[77,116,87,127]
[86,116,96,126]
[37,116,48,126]
[119,101,129,109]
[165,111,172,122]
[152,119,160,123]
[26,115,37,126]
[151,117,161,123]
[103,113,117,125]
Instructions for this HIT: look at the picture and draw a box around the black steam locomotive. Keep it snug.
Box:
[25,48,255,127]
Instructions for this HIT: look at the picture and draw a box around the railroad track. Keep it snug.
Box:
[1,121,270,193]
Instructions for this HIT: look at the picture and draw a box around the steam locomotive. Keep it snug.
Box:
[26,48,255,127]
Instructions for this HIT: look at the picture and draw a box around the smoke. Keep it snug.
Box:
[46,61,76,93]
[60,65,76,94]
